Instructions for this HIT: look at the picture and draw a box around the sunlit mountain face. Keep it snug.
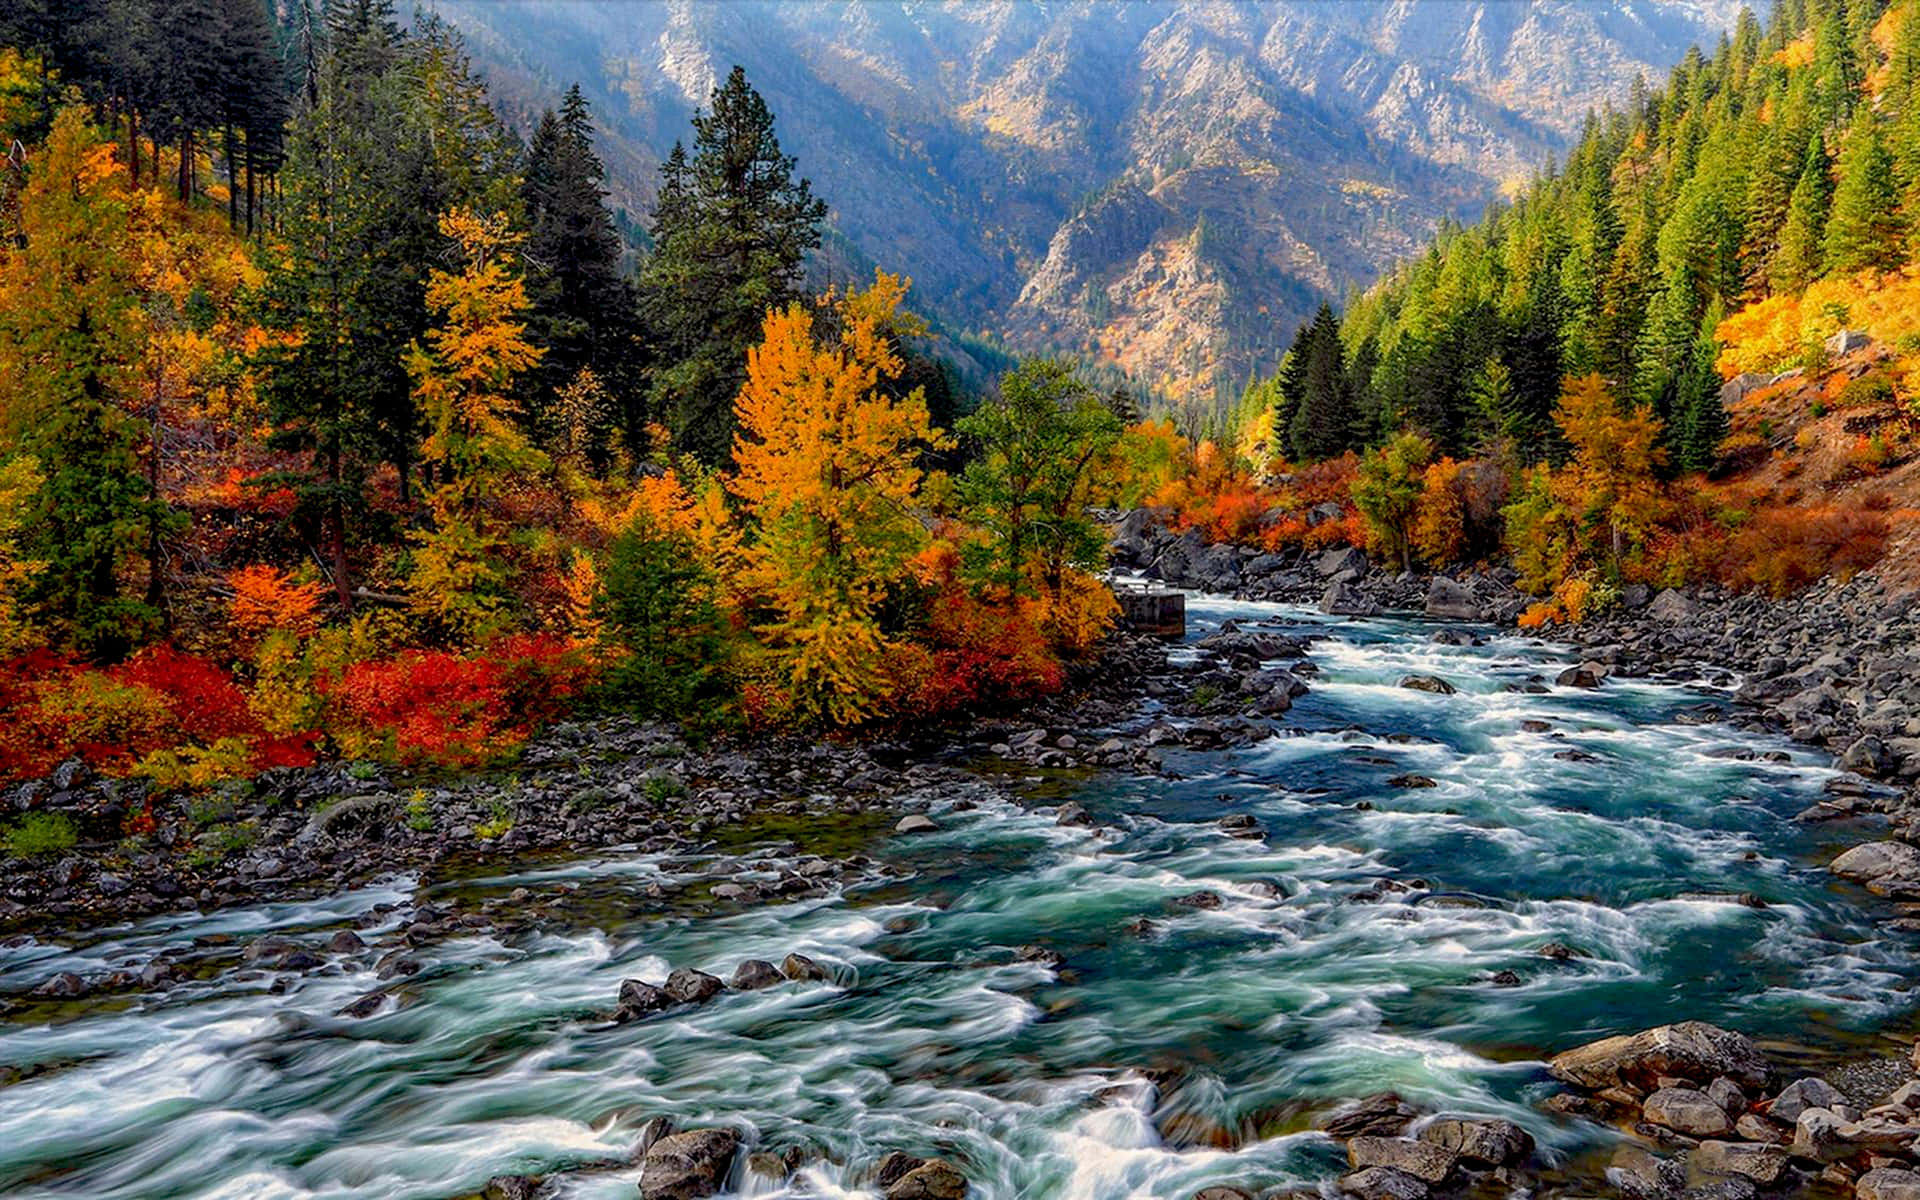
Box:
[426,0,1744,407]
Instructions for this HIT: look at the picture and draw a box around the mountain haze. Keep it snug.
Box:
[424,0,1746,408]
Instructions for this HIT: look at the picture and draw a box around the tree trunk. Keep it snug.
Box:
[326,444,353,608]
[127,107,138,186]
[224,120,237,230]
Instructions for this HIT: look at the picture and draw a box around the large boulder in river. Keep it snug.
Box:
[1323,582,1380,616]
[1425,578,1481,621]
[1548,1022,1770,1092]
[640,1128,739,1199]
[663,967,724,1005]
[1399,674,1457,696]
[1338,1167,1431,1200]
[1830,841,1920,893]
[1320,1093,1422,1139]
[617,978,672,1019]
[875,1152,968,1200]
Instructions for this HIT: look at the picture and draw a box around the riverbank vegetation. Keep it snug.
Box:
[1144,0,1920,614]
[0,3,1154,804]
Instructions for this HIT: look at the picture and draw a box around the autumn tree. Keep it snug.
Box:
[729,271,944,725]
[0,456,45,656]
[956,359,1121,603]
[0,108,171,657]
[1553,373,1667,567]
[1352,431,1433,573]
[405,208,548,640]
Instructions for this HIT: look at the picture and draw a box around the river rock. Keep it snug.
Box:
[1323,581,1381,616]
[1648,589,1698,623]
[1830,842,1920,892]
[1399,675,1457,695]
[1548,1022,1770,1092]
[1691,1141,1790,1186]
[895,814,939,835]
[640,1128,739,1199]
[1317,546,1369,578]
[1858,1168,1920,1200]
[1321,1093,1421,1139]
[1644,1087,1735,1137]
[1769,1077,1846,1123]
[1193,1189,1255,1200]
[1707,1077,1746,1115]
[1416,1117,1533,1166]
[1426,578,1481,621]
[1735,1113,1789,1144]
[617,979,671,1019]
[1790,1108,1853,1161]
[481,1176,542,1200]
[1556,662,1608,688]
[1347,1136,1456,1183]
[1839,736,1897,778]
[1338,1166,1429,1200]
[663,967,724,1005]
[730,959,782,990]
[879,1156,967,1200]
[781,952,829,982]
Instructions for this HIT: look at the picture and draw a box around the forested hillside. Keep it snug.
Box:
[1203,0,1920,622]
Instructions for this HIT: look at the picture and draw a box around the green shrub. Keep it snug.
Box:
[6,812,76,857]
[1837,374,1896,409]
[594,515,732,722]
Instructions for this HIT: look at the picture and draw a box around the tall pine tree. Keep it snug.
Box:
[641,66,826,464]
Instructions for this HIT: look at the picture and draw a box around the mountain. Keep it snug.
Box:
[420,0,1746,410]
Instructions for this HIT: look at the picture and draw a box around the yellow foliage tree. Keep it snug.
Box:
[405,208,548,640]
[1411,456,1468,566]
[1554,374,1668,566]
[729,270,947,725]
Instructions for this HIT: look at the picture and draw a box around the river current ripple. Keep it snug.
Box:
[3,593,1915,1199]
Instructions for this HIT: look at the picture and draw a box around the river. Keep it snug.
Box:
[2,591,1914,1199]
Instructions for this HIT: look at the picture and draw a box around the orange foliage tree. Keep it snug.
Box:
[729,271,948,725]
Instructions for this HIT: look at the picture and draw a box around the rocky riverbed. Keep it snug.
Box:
[8,532,1920,1200]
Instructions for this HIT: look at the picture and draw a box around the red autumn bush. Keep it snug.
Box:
[331,651,513,768]
[906,586,1065,716]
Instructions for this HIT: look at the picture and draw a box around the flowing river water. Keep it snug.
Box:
[3,592,1918,1199]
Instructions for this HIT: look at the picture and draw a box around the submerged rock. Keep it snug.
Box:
[1399,675,1457,696]
[639,1128,738,1199]
[780,952,829,982]
[875,1152,968,1200]
[895,814,939,835]
[1690,1141,1790,1186]
[1320,1093,1422,1139]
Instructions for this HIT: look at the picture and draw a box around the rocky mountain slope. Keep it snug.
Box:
[423,0,1744,408]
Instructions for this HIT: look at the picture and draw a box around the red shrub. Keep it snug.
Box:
[333,651,512,768]
[907,587,1065,716]
[1722,506,1889,596]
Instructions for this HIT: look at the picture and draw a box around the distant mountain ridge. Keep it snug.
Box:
[422,0,1746,409]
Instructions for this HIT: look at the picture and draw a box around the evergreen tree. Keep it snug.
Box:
[1288,303,1357,462]
[1825,102,1902,273]
[642,66,827,464]
[1772,135,1832,292]
[1671,314,1729,473]
[522,84,639,463]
